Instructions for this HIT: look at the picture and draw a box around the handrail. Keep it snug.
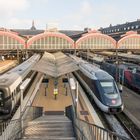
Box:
[0,106,43,140]
[66,104,131,140]
[75,117,131,140]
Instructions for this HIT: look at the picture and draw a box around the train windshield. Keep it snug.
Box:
[100,81,118,98]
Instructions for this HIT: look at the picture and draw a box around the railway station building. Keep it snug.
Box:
[0,22,140,52]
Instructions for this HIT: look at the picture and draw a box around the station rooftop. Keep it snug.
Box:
[32,52,79,77]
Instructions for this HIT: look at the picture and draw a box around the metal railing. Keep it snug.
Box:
[0,106,43,140]
[66,105,131,140]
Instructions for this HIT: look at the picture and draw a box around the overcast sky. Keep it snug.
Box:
[0,0,139,30]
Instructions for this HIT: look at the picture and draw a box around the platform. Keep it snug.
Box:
[32,75,104,127]
[0,60,17,74]
[122,86,140,129]
[32,76,73,113]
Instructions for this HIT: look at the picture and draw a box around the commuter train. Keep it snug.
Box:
[70,55,124,113]
[101,62,140,91]
[0,54,40,119]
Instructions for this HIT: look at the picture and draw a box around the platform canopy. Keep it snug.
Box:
[32,52,79,77]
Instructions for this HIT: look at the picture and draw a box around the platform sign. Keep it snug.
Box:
[69,78,76,90]
[54,88,58,95]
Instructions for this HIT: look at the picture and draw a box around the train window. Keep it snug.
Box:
[100,81,118,97]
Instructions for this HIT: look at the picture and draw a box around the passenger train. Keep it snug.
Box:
[0,54,40,119]
[70,55,124,113]
[78,51,140,92]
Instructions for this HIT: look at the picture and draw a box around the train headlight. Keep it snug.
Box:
[111,99,116,104]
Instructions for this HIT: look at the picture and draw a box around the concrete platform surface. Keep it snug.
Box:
[32,76,72,112]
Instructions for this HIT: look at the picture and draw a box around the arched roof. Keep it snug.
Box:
[27,32,75,48]
[0,31,25,45]
[117,33,140,49]
[76,32,117,48]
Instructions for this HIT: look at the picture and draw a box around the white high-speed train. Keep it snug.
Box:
[70,55,124,114]
[0,54,40,119]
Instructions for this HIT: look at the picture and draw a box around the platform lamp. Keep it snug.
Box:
[20,78,31,136]
[69,78,79,117]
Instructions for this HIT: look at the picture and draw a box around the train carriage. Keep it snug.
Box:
[0,54,40,118]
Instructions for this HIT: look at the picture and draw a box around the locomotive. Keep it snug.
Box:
[0,54,40,119]
[70,55,124,113]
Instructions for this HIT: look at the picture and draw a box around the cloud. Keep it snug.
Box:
[81,1,93,16]
[5,18,47,29]
[60,0,94,29]
[7,18,31,28]
[0,0,30,28]
[0,0,29,17]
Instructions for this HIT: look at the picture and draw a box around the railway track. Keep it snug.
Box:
[115,113,140,140]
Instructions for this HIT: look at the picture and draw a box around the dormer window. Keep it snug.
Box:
[136,25,139,29]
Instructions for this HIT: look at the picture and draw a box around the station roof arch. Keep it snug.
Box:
[117,32,140,50]
[0,30,26,50]
[27,32,75,50]
[76,32,117,50]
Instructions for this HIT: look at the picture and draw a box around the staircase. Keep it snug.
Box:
[21,115,76,140]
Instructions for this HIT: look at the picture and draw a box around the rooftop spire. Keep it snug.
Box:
[30,20,36,30]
